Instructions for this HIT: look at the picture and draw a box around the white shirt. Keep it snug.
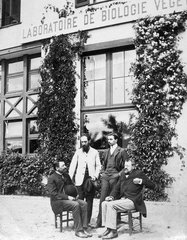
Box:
[110,143,118,155]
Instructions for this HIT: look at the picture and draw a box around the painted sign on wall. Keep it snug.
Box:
[21,0,187,43]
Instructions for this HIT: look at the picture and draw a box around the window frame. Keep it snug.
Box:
[81,47,136,111]
[81,46,136,150]
[1,0,21,27]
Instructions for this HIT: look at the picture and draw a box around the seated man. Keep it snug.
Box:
[99,159,155,239]
[47,161,92,238]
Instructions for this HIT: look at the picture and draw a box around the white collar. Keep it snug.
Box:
[111,144,118,150]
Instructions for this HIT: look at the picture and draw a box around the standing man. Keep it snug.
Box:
[47,161,92,238]
[95,132,128,228]
[99,159,155,239]
[69,133,101,225]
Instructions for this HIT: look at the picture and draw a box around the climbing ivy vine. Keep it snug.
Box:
[128,11,187,200]
[37,31,89,174]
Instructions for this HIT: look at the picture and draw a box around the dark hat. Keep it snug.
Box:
[64,184,78,198]
[83,178,93,193]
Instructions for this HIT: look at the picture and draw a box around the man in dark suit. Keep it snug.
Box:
[98,159,155,239]
[47,161,92,238]
[95,132,128,227]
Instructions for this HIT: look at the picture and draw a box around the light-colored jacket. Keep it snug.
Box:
[69,147,101,186]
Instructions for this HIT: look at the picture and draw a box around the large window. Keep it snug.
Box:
[1,54,41,154]
[83,49,136,108]
[82,48,136,149]
[2,0,21,26]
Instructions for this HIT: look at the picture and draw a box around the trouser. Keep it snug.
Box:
[102,199,135,229]
[76,183,95,224]
[96,176,119,226]
[62,199,88,232]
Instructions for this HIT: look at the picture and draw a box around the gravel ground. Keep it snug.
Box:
[0,195,187,240]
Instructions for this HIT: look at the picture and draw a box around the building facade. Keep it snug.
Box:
[0,0,187,200]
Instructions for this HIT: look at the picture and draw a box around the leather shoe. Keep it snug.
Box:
[102,230,118,239]
[75,231,88,238]
[83,230,93,237]
[98,228,111,238]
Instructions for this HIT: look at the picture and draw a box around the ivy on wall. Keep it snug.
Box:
[128,11,187,200]
[37,31,89,174]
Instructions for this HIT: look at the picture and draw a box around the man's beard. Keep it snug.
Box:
[82,145,90,153]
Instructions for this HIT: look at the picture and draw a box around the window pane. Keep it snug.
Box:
[84,81,94,106]
[29,139,39,153]
[113,52,124,78]
[29,107,38,115]
[7,76,23,92]
[29,74,41,89]
[125,50,136,76]
[5,102,11,115]
[30,57,42,70]
[2,0,20,26]
[85,54,106,80]
[8,60,23,74]
[83,110,137,149]
[8,110,20,117]
[112,78,124,104]
[6,139,22,153]
[5,121,22,138]
[125,76,134,103]
[29,120,39,134]
[95,80,106,105]
[84,54,106,107]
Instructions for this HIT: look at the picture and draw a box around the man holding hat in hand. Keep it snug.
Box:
[47,161,92,238]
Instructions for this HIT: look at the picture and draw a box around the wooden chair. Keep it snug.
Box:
[54,211,73,232]
[117,208,142,235]
[117,186,145,236]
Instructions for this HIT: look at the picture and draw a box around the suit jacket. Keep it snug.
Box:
[69,147,101,186]
[47,171,74,214]
[103,146,127,174]
[110,169,155,217]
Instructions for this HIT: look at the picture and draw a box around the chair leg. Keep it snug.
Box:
[139,213,142,232]
[59,212,62,232]
[55,214,57,228]
[67,211,69,227]
[128,211,133,236]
